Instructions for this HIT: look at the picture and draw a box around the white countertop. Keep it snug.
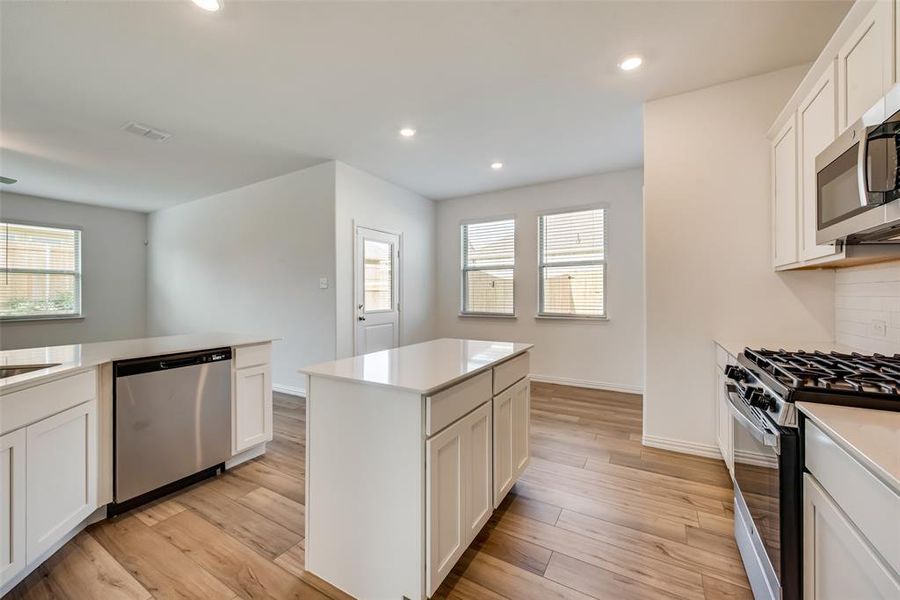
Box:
[301,338,533,394]
[715,339,860,359]
[0,333,275,394]
[798,402,900,495]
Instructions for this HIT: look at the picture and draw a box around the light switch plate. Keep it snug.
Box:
[319,277,328,289]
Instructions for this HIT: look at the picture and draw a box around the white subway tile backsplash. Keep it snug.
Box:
[835,260,900,354]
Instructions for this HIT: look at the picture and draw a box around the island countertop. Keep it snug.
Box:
[301,338,533,395]
[0,333,275,394]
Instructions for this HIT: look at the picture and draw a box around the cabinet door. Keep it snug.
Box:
[426,417,467,597]
[799,63,841,262]
[464,403,492,543]
[838,1,893,130]
[492,387,514,508]
[26,400,97,564]
[772,116,799,267]
[0,429,26,586]
[233,364,273,453]
[716,371,734,477]
[511,379,530,479]
[804,474,900,599]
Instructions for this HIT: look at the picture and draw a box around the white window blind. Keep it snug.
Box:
[461,218,515,315]
[538,208,605,318]
[0,222,82,319]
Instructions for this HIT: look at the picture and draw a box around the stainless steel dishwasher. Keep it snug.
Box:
[110,348,232,515]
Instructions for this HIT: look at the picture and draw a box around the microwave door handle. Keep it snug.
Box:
[724,384,781,454]
[858,127,870,206]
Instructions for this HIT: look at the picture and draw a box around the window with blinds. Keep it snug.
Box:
[1,222,82,319]
[461,218,515,315]
[538,208,605,318]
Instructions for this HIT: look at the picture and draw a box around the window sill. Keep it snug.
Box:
[458,313,517,320]
[535,314,608,322]
[0,315,85,323]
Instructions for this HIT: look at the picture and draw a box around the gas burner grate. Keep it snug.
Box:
[743,348,900,395]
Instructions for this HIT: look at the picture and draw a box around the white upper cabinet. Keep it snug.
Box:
[768,1,900,271]
[798,62,840,262]
[838,1,894,130]
[772,115,799,267]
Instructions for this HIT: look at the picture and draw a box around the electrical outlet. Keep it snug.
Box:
[319,277,328,289]
[871,319,887,337]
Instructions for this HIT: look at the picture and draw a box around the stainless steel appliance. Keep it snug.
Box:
[816,85,900,245]
[110,348,231,515]
[724,349,900,600]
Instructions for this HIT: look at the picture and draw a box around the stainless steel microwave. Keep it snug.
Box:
[816,85,900,245]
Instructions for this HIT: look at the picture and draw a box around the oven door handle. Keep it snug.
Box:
[725,383,780,455]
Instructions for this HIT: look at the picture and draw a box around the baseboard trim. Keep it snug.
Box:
[641,434,723,460]
[273,383,306,398]
[529,374,643,395]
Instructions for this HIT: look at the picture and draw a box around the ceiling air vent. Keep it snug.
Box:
[122,121,172,142]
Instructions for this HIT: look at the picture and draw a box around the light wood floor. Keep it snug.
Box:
[8,383,750,600]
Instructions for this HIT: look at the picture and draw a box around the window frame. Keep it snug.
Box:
[459,215,517,318]
[0,219,84,322]
[536,205,608,321]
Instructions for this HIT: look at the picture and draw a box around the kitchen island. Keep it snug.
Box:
[0,333,275,595]
[301,338,533,600]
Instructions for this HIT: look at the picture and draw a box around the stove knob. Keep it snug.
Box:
[748,391,773,411]
[724,365,746,382]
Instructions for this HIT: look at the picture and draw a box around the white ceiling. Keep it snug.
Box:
[1,1,851,212]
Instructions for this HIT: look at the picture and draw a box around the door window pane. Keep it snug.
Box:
[364,239,392,312]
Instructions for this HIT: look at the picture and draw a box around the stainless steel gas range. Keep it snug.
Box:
[723,348,900,600]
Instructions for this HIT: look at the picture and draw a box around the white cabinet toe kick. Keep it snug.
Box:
[302,340,532,600]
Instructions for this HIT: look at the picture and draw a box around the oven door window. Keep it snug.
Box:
[733,414,781,579]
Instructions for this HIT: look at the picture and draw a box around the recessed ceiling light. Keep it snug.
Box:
[618,56,643,71]
[191,0,221,11]
[491,162,503,170]
[399,127,416,138]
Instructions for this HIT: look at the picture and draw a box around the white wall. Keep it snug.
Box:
[334,162,437,358]
[146,162,336,393]
[435,170,644,392]
[643,66,836,454]
[834,260,900,354]
[0,191,147,349]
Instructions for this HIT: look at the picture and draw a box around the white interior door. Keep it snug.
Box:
[354,227,400,355]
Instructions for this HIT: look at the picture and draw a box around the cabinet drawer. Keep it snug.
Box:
[426,371,492,437]
[234,343,271,370]
[493,353,529,395]
[805,421,900,569]
[0,370,97,436]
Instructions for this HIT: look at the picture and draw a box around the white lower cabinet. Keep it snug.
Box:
[426,412,466,596]
[803,474,900,599]
[25,400,98,564]
[233,362,273,453]
[426,402,491,597]
[464,403,492,542]
[0,429,26,586]
[715,369,734,476]
[493,377,530,507]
